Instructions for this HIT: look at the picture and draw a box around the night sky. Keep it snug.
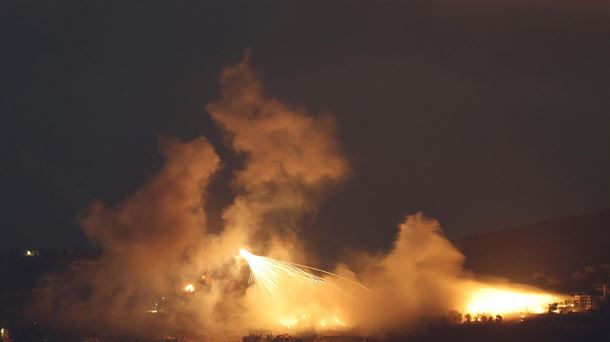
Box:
[1,1,609,260]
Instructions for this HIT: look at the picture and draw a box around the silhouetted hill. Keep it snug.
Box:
[456,209,610,289]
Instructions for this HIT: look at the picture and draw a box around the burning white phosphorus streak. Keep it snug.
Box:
[239,248,370,303]
[239,248,328,303]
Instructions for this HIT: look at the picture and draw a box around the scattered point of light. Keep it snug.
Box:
[24,249,38,257]
[184,283,195,293]
[23,249,40,257]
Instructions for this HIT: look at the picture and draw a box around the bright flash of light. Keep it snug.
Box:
[184,283,195,293]
[464,286,562,316]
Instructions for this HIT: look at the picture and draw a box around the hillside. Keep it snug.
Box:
[456,209,610,290]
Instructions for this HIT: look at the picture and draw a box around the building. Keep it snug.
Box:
[574,294,593,311]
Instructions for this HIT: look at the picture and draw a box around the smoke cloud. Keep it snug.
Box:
[348,213,466,333]
[206,53,349,260]
[30,56,561,339]
[32,136,221,335]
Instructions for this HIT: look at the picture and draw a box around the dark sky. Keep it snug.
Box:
[1,1,609,259]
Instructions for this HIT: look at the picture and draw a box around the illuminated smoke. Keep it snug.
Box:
[332,213,564,334]
[30,55,562,338]
[206,53,349,259]
[31,137,221,334]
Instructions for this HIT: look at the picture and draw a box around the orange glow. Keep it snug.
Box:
[462,285,562,317]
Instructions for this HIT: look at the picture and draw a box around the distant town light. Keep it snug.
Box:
[24,249,39,257]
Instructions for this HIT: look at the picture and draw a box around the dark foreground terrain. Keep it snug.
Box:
[401,312,610,342]
[2,308,610,342]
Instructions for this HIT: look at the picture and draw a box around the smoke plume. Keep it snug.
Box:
[348,213,466,333]
[32,137,220,335]
[30,56,561,339]
[205,53,349,260]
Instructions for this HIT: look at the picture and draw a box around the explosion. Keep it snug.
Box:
[30,54,565,338]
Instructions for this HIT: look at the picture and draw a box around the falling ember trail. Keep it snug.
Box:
[286,261,373,293]
[239,248,369,302]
